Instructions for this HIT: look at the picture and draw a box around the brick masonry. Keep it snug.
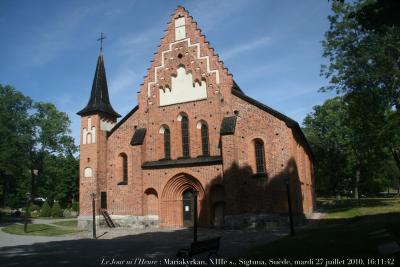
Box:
[78,6,315,229]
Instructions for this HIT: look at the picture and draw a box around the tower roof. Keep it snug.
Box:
[77,51,120,118]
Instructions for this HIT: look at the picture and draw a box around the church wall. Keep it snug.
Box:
[223,94,315,216]
[78,6,315,229]
[79,115,100,216]
[106,111,144,216]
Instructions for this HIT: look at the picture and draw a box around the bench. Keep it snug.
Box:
[176,237,221,263]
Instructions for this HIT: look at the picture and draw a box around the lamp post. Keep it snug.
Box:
[284,175,295,236]
[90,192,96,239]
[193,190,199,243]
[23,192,31,233]
[24,169,38,233]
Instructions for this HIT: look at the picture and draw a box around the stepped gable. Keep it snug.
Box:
[138,6,233,108]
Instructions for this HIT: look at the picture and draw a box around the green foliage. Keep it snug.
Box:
[303,97,351,196]
[0,84,78,208]
[71,201,79,212]
[0,85,32,207]
[310,0,400,197]
[29,203,40,212]
[51,202,63,217]
[321,0,400,110]
[40,202,51,217]
[303,96,398,196]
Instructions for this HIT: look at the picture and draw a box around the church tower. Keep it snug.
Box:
[77,47,120,221]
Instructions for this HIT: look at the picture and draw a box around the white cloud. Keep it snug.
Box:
[109,68,139,95]
[220,36,271,60]
[188,0,248,32]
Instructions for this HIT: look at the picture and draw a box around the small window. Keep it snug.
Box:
[84,167,92,178]
[87,133,92,144]
[118,153,128,185]
[164,128,171,159]
[181,115,190,157]
[201,123,209,156]
[101,192,107,209]
[255,139,266,173]
[122,154,128,182]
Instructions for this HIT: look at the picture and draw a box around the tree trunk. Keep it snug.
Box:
[354,161,361,203]
[30,168,36,197]
[392,149,400,171]
[398,177,400,197]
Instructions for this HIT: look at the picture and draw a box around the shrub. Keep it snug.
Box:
[71,201,79,212]
[51,202,63,217]
[29,203,41,212]
[63,208,72,218]
[40,202,52,217]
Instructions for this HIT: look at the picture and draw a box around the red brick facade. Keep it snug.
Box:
[78,6,315,228]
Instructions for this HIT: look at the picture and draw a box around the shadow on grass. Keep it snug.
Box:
[243,211,400,260]
[0,217,32,227]
[316,198,399,214]
[26,226,52,233]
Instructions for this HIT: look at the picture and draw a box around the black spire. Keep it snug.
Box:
[77,51,120,118]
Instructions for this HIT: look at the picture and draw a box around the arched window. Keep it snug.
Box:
[254,139,266,173]
[201,123,209,156]
[118,153,128,185]
[87,133,92,144]
[164,128,171,159]
[181,115,190,157]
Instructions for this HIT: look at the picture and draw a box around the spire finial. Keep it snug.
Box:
[97,32,106,51]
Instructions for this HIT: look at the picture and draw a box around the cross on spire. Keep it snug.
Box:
[97,32,106,51]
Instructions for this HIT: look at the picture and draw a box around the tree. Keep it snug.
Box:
[303,97,353,196]
[304,95,395,197]
[320,0,400,198]
[0,85,32,207]
[321,0,400,110]
[29,102,76,198]
[0,84,78,208]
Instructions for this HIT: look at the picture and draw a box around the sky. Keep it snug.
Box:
[0,0,337,145]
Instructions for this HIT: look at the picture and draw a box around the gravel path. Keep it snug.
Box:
[0,217,292,266]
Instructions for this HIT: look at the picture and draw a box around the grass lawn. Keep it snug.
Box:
[244,198,400,259]
[2,223,82,236]
[52,220,78,227]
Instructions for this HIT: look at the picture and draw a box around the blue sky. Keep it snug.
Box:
[0,0,336,145]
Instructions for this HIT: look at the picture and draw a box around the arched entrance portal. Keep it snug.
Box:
[161,173,205,227]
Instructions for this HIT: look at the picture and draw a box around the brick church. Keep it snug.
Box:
[77,6,315,228]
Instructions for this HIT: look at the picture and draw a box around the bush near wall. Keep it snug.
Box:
[40,202,52,217]
[51,202,63,217]
[71,201,79,213]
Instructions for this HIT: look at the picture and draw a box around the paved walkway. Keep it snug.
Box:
[0,219,287,267]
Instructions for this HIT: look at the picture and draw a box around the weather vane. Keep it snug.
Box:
[97,32,106,50]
